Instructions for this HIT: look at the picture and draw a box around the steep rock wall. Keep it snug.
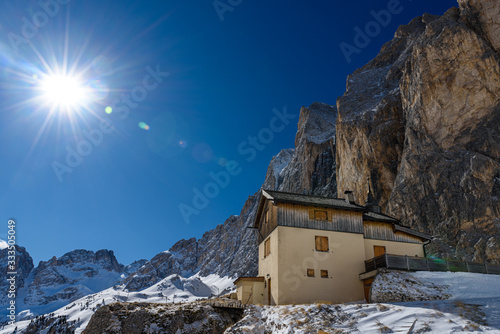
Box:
[336,2,500,262]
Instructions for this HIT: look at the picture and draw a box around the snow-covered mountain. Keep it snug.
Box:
[0,274,235,333]
[0,249,135,323]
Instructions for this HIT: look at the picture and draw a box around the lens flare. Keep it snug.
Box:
[192,143,213,163]
[88,79,109,100]
[139,122,150,130]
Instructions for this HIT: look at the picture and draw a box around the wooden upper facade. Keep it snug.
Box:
[253,189,432,244]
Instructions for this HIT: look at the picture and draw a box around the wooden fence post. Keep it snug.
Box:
[406,255,410,271]
[466,261,470,273]
[384,254,388,269]
[426,258,430,271]
[485,263,489,274]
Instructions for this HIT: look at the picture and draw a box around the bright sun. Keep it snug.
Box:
[39,74,88,111]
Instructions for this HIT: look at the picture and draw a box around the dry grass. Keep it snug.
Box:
[375,319,392,333]
[414,322,431,333]
[463,322,480,331]
[315,300,335,305]
[376,304,390,312]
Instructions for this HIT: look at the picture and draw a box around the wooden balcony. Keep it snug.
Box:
[364,254,500,275]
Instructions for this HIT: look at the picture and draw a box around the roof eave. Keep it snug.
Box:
[363,215,399,224]
[253,190,274,228]
[273,198,365,212]
[393,224,433,241]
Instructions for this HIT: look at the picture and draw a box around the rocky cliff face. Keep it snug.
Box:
[336,1,500,263]
[266,102,338,197]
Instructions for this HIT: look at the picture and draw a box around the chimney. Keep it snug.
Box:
[344,190,355,204]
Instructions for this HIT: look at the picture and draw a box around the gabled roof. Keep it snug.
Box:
[263,189,365,211]
[254,189,365,228]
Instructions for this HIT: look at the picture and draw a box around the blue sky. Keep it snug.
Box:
[0,0,457,266]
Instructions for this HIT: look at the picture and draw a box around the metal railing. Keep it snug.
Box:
[364,254,500,275]
[207,299,246,309]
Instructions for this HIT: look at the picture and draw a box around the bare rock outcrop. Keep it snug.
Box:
[275,102,337,197]
[82,302,243,334]
[337,1,500,262]
[458,0,500,53]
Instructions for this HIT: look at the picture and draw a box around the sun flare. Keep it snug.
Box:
[39,74,88,111]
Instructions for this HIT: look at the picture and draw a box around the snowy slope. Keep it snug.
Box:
[0,274,235,333]
[225,302,494,334]
[227,271,500,333]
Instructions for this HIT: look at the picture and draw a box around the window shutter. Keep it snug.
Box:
[315,236,322,250]
[315,236,329,252]
[321,237,329,252]
[264,238,271,257]
[314,210,328,221]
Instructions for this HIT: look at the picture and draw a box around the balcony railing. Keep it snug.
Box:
[364,254,500,275]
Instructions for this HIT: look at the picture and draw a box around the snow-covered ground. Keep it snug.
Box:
[227,271,500,333]
[0,274,235,333]
[226,302,492,333]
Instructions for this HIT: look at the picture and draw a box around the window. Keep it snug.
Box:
[315,236,329,252]
[264,238,271,258]
[314,210,328,221]
[374,245,386,257]
[321,270,328,278]
[307,269,315,277]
